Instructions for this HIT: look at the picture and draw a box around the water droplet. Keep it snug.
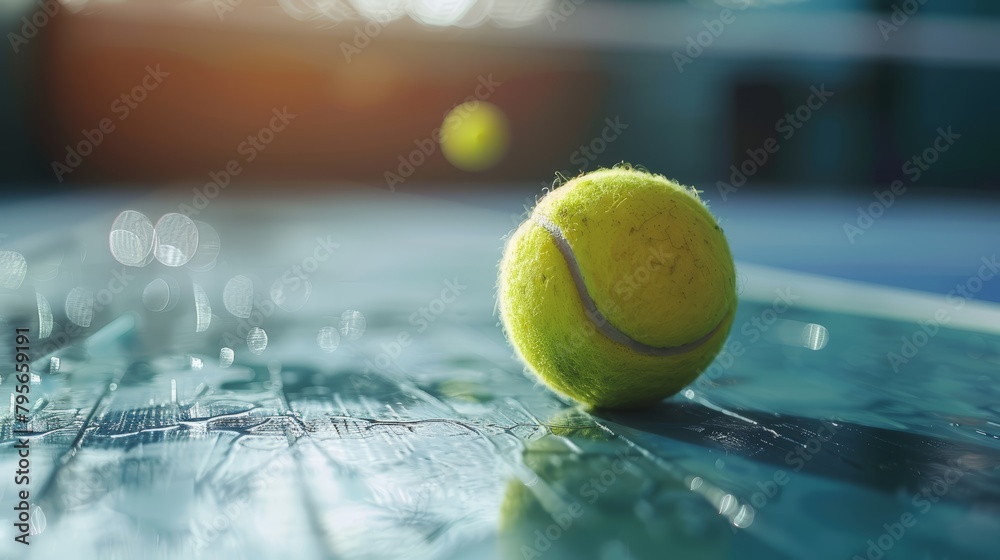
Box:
[317,326,340,352]
[153,213,199,267]
[732,504,755,528]
[0,251,27,289]
[718,494,737,515]
[29,505,46,535]
[270,274,312,312]
[142,278,171,312]
[339,310,366,341]
[802,323,829,350]
[193,283,211,332]
[223,275,254,319]
[220,347,234,368]
[65,287,94,327]
[247,327,268,355]
[186,221,221,272]
[109,210,155,267]
[36,293,52,339]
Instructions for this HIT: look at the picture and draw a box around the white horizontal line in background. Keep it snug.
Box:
[738,260,1000,335]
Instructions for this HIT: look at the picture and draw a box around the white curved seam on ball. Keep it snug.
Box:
[531,213,728,357]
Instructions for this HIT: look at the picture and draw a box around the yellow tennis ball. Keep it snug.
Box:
[498,166,737,409]
[439,101,509,172]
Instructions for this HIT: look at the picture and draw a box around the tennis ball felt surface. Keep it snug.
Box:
[498,167,737,409]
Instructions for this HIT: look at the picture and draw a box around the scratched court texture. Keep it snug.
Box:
[0,192,999,560]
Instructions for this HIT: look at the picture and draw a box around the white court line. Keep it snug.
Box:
[737,261,1000,335]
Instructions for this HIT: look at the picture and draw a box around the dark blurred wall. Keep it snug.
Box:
[595,52,998,194]
[1,0,53,191]
[1,0,998,195]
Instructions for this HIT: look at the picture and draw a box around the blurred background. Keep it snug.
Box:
[2,0,998,194]
[2,0,999,306]
[2,3,1000,559]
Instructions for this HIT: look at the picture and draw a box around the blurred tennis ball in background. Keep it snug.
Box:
[498,166,737,409]
[439,101,510,171]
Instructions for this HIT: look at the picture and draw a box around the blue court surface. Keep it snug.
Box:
[1,189,997,560]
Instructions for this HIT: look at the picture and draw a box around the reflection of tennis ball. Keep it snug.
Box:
[499,411,732,560]
[498,166,737,409]
[439,101,509,171]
